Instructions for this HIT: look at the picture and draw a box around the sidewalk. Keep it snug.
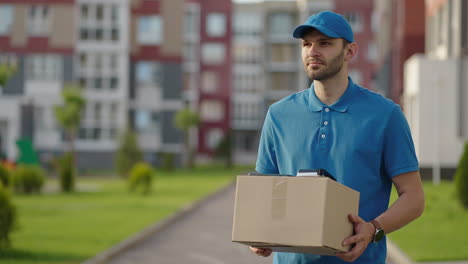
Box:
[82,183,462,264]
[85,184,270,264]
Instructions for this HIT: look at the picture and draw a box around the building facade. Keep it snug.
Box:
[0,0,232,169]
[403,0,467,179]
[373,0,425,103]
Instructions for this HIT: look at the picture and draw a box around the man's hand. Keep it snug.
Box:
[250,246,272,257]
[336,214,374,262]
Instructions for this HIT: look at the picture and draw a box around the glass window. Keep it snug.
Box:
[138,16,163,45]
[205,128,223,150]
[234,12,262,36]
[206,13,226,37]
[201,71,218,93]
[269,13,294,36]
[26,55,62,81]
[202,43,225,65]
[27,5,50,35]
[343,12,363,33]
[135,110,157,132]
[136,62,163,87]
[0,5,13,35]
[81,4,89,19]
[184,9,199,38]
[200,100,224,122]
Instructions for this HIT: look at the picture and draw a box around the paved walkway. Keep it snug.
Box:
[102,184,271,264]
[85,183,467,264]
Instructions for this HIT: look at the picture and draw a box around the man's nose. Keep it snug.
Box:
[308,43,320,57]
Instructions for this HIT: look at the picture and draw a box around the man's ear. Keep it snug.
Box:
[344,43,358,61]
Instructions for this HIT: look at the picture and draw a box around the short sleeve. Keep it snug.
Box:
[383,106,419,178]
[255,109,279,174]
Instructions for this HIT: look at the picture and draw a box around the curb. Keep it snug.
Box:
[386,239,414,264]
[81,181,236,264]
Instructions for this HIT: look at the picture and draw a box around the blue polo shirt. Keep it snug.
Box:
[256,78,419,264]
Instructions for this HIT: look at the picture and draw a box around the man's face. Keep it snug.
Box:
[301,30,347,81]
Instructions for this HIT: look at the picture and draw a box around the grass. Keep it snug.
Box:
[0,165,254,264]
[388,180,468,262]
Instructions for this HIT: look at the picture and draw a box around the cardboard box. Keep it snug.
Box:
[232,175,360,255]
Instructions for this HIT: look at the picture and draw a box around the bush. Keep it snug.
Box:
[11,165,45,194]
[0,164,9,187]
[160,152,175,172]
[58,153,75,193]
[115,130,143,178]
[128,162,154,195]
[0,184,16,249]
[455,141,468,209]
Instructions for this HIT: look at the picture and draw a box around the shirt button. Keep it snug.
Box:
[323,121,328,126]
[325,108,330,112]
[321,134,326,139]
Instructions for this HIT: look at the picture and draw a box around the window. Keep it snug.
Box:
[201,71,218,93]
[26,55,62,81]
[79,3,120,42]
[202,43,225,65]
[270,72,296,91]
[136,62,163,87]
[206,13,226,37]
[349,70,362,84]
[205,129,223,150]
[269,13,294,36]
[270,44,295,63]
[184,9,199,39]
[138,16,163,45]
[343,12,363,33]
[135,109,158,132]
[367,42,377,62]
[200,100,224,122]
[0,5,13,35]
[28,6,50,35]
[234,12,262,36]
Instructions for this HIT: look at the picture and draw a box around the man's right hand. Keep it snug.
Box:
[250,246,272,257]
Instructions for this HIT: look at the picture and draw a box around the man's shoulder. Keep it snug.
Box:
[269,89,310,113]
[353,84,398,111]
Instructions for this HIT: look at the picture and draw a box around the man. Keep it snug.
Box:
[250,11,424,264]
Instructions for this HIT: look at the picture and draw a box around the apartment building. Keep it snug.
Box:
[0,0,232,169]
[231,0,377,163]
[373,0,425,102]
[403,0,467,179]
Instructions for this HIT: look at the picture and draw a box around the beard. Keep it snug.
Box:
[305,51,345,81]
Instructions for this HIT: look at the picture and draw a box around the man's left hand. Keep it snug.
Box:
[335,214,375,262]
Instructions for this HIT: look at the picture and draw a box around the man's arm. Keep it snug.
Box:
[337,170,425,262]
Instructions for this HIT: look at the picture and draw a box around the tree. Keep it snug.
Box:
[115,129,143,178]
[54,84,86,192]
[455,141,468,209]
[0,64,16,87]
[174,108,200,168]
[214,130,233,168]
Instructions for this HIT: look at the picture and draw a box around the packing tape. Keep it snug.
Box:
[271,177,288,220]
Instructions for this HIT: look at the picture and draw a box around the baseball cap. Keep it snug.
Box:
[292,11,354,43]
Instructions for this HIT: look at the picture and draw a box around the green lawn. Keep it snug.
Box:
[389,180,468,262]
[0,165,254,264]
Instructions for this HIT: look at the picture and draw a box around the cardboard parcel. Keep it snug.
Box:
[232,175,360,255]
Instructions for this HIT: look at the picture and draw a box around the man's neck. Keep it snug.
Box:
[313,74,349,106]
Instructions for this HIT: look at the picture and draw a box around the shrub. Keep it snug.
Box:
[58,153,75,193]
[11,165,46,194]
[128,162,154,195]
[115,130,143,178]
[160,152,175,172]
[455,141,468,209]
[0,184,16,249]
[0,164,9,187]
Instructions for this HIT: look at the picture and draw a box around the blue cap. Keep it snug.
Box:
[292,11,354,43]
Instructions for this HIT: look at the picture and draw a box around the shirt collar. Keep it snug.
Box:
[308,77,356,113]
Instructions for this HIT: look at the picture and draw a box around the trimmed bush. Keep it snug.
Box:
[160,152,175,172]
[11,165,45,194]
[0,183,17,249]
[0,164,9,187]
[455,141,468,209]
[58,153,75,193]
[128,162,154,195]
[115,130,143,178]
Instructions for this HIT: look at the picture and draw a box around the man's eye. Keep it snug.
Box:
[320,41,330,45]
